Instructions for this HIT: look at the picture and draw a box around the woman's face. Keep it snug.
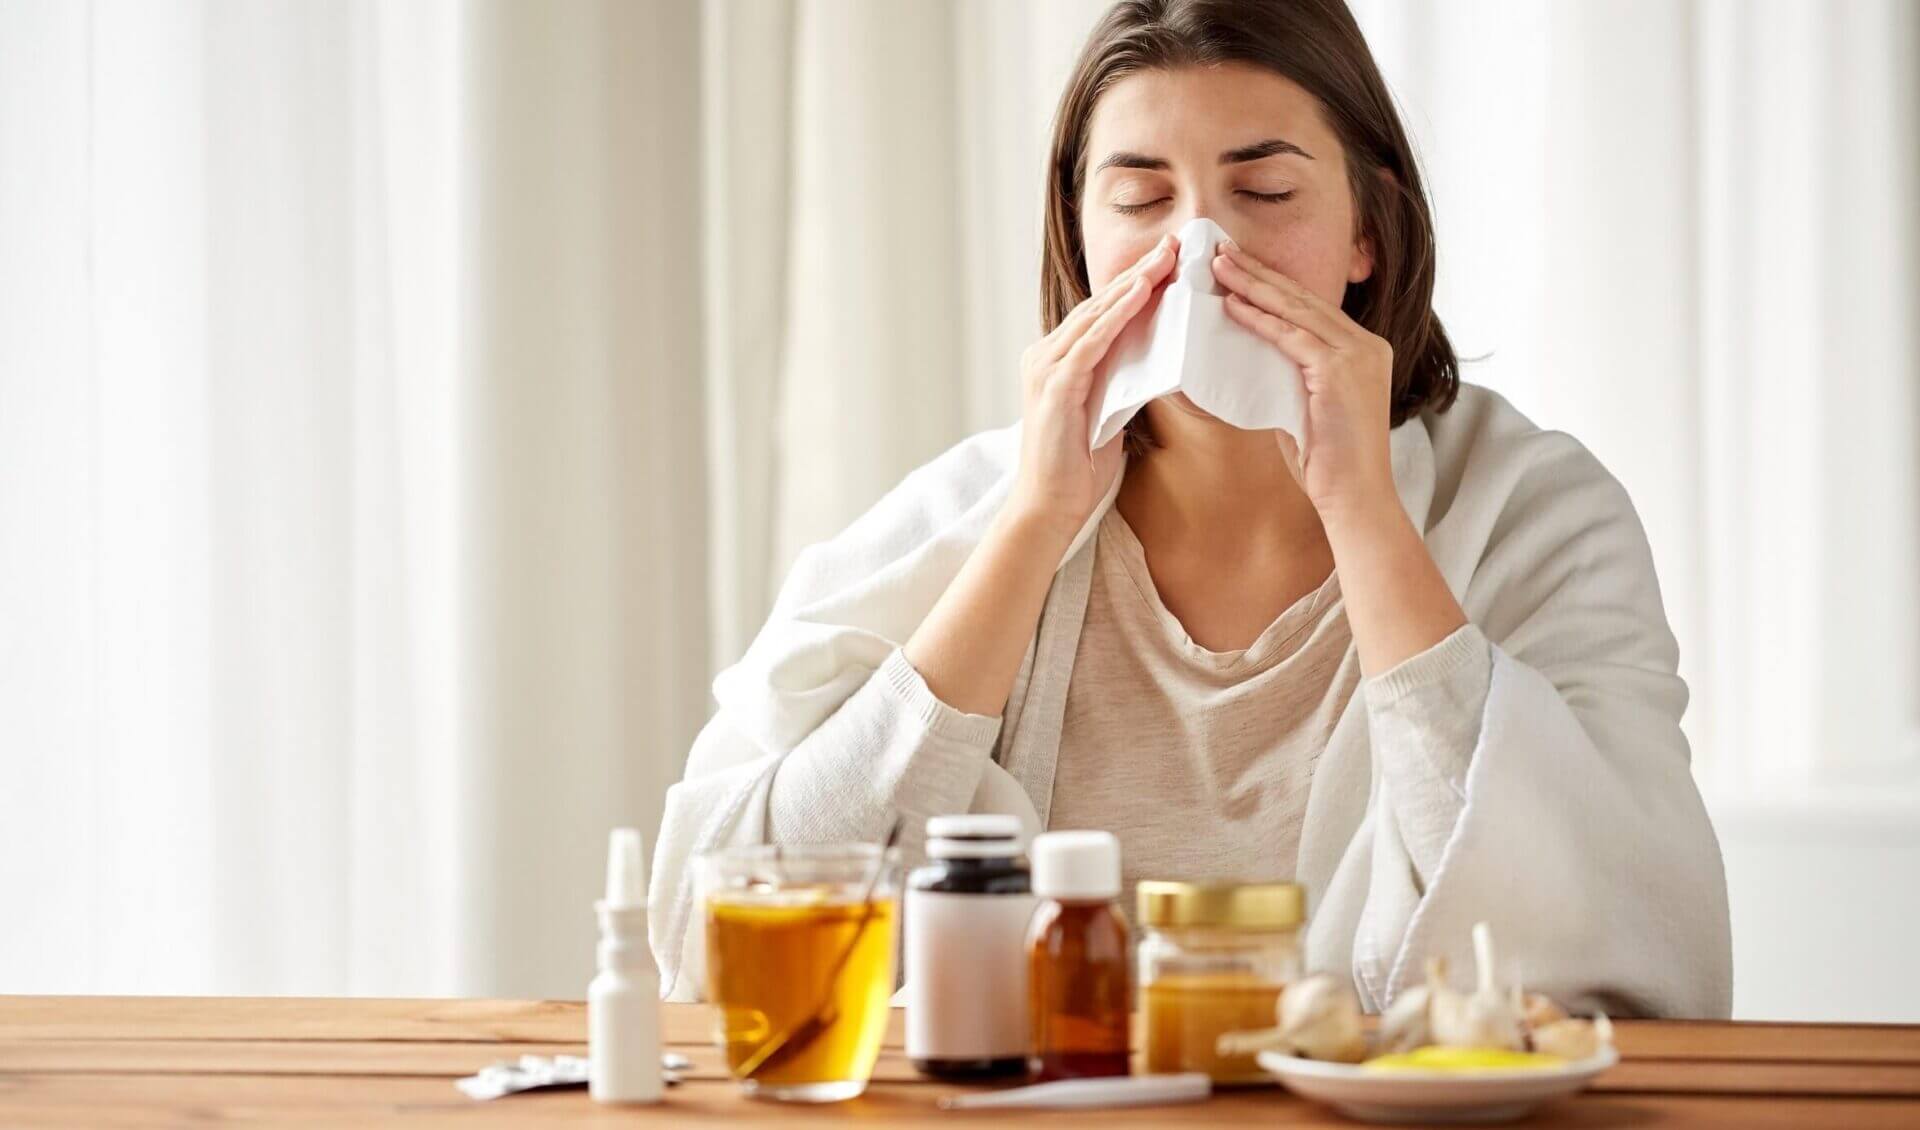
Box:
[1079,63,1373,305]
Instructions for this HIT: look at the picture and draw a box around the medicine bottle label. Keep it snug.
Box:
[904,889,1037,1060]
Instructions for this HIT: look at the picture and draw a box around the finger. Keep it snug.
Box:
[1220,240,1348,321]
[1212,244,1353,346]
[1056,273,1155,393]
[1054,236,1173,345]
[1114,231,1180,290]
[1213,246,1347,343]
[1274,427,1305,480]
[1225,290,1336,369]
[1039,236,1177,363]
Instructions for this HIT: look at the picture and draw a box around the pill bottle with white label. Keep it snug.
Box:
[904,814,1036,1080]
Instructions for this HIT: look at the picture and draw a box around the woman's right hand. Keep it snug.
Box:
[1004,232,1179,542]
[904,235,1176,716]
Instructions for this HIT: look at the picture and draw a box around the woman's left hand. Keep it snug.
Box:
[1211,239,1397,527]
[1212,238,1468,676]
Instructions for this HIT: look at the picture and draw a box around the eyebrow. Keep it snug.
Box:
[1093,137,1315,176]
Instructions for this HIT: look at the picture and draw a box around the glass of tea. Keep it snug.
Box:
[700,842,902,1102]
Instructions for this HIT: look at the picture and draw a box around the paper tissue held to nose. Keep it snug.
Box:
[1087,216,1306,451]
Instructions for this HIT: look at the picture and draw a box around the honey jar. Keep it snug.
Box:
[1136,880,1304,1083]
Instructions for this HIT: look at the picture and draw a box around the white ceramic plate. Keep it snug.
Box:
[1256,1046,1620,1125]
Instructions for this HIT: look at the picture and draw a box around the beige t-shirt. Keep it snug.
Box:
[1051,507,1363,904]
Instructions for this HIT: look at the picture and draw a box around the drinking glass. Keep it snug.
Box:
[701,842,902,1102]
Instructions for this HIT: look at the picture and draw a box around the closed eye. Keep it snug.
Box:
[1112,190,1294,216]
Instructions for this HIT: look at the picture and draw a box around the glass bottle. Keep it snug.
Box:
[1026,830,1130,1081]
[1136,879,1304,1083]
[905,814,1036,1079]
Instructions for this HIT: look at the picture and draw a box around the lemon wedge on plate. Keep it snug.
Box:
[1362,1046,1566,1073]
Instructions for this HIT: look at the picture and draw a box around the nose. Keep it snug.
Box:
[1160,209,1239,257]
[1164,192,1240,244]
[1151,183,1206,242]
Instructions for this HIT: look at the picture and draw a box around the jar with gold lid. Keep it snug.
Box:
[1136,880,1304,1083]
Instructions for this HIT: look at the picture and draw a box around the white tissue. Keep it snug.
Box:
[1088,216,1305,451]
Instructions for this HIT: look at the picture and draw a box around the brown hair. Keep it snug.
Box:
[1043,0,1459,452]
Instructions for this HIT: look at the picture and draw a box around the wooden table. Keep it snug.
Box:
[3,997,1919,1126]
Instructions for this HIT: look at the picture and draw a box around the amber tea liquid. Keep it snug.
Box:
[705,893,896,1096]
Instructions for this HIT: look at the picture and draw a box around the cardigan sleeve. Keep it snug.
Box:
[765,648,1003,843]
[1361,622,1493,888]
[648,647,1008,1000]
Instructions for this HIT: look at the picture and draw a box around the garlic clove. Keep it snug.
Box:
[1472,922,1500,998]
[1320,1028,1370,1064]
[1214,1026,1290,1057]
[1521,990,1568,1030]
[1458,988,1527,1052]
[1279,972,1369,1063]
[1425,953,1474,1048]
[1430,922,1525,1051]
[1217,972,1366,1062]
[1529,1012,1613,1061]
[1382,959,1443,1059]
[1377,979,1433,1055]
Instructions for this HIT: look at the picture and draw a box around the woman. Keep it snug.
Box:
[651,0,1733,1017]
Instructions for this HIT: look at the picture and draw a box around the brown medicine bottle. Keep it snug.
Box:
[1026,830,1130,1081]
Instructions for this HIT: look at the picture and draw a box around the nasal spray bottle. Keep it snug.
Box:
[589,828,663,1103]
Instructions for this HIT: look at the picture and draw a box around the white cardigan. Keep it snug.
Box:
[648,385,1734,1017]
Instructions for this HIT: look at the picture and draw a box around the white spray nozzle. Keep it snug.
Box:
[602,828,647,910]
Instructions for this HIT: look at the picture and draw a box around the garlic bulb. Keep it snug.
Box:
[1216,972,1367,1063]
[1530,1012,1614,1061]
[1376,957,1442,1054]
[1429,921,1525,1051]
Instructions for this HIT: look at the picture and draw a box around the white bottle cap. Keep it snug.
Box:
[602,827,647,910]
[1030,830,1121,901]
[926,814,1023,841]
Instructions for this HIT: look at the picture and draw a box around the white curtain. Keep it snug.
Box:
[5,0,1915,1012]
[1,0,707,998]
[1348,0,1920,798]
[702,0,1123,661]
